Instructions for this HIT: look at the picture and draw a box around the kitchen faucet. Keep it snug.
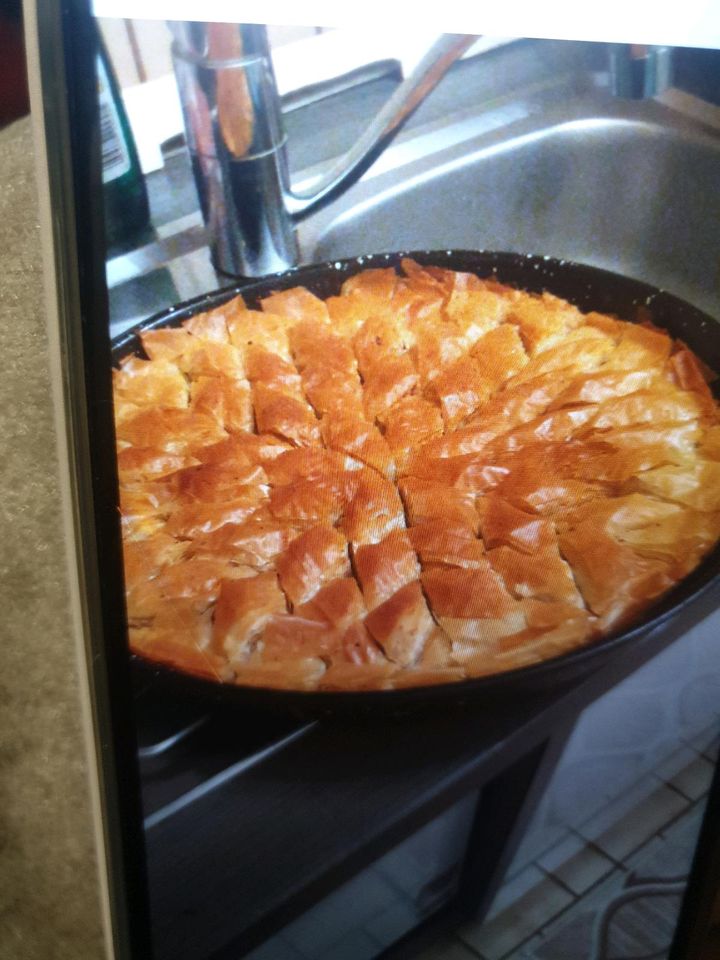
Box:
[169,23,475,278]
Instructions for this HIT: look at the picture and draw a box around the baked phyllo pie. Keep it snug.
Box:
[113,259,720,691]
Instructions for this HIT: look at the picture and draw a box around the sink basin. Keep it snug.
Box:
[302,97,720,319]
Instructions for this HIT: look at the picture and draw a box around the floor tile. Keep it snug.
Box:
[683,720,720,761]
[577,781,688,863]
[315,927,383,960]
[363,900,419,951]
[483,865,547,921]
[601,884,683,959]
[536,831,584,875]
[458,874,574,960]
[245,935,308,960]
[661,796,707,850]
[538,834,615,896]
[282,868,396,956]
[626,798,707,882]
[412,935,481,960]
[701,735,720,764]
[651,743,700,785]
[669,753,715,801]
[530,866,632,960]
[573,775,663,852]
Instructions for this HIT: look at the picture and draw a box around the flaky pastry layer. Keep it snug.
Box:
[114,260,720,691]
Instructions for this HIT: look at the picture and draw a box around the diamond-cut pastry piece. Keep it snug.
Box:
[408,522,486,569]
[509,291,584,354]
[670,347,717,414]
[117,447,200,484]
[269,468,356,526]
[343,470,406,545]
[183,304,231,342]
[381,397,444,465]
[478,496,555,553]
[445,289,507,347]
[509,327,615,386]
[298,577,367,631]
[400,476,478,531]
[362,354,418,421]
[128,556,253,620]
[430,355,492,426]
[177,461,267,503]
[189,512,296,568]
[253,383,321,447]
[290,320,357,374]
[140,326,192,361]
[341,266,398,301]
[321,413,395,478]
[177,339,244,380]
[116,408,228,454]
[354,315,411,373]
[353,530,420,610]
[132,601,222,680]
[114,357,189,410]
[405,450,510,493]
[122,535,188,592]
[632,461,720,512]
[604,322,672,372]
[414,323,466,385]
[260,614,339,661]
[190,376,253,434]
[119,482,178,539]
[262,447,356,486]
[301,365,364,417]
[276,525,350,607]
[364,581,435,667]
[115,261,720,691]
[212,572,287,659]
[198,433,291,468]
[421,563,516,620]
[470,323,528,387]
[558,521,674,628]
[341,622,387,665]
[246,345,302,394]
[227,308,293,360]
[487,544,583,607]
[165,490,267,539]
[588,388,703,431]
[261,286,330,324]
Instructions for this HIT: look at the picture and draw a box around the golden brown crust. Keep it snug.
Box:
[353,530,420,610]
[114,261,720,691]
[276,525,350,607]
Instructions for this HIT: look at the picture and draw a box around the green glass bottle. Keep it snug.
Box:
[96,37,152,255]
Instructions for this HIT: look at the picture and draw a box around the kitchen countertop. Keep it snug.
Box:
[0,116,105,960]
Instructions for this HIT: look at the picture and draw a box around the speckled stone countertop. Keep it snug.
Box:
[0,116,105,959]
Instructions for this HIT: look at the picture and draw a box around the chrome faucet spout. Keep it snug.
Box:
[285,34,476,221]
[170,24,476,277]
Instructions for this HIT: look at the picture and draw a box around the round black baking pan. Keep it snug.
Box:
[113,250,720,716]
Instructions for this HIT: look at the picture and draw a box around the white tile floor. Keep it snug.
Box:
[413,728,718,960]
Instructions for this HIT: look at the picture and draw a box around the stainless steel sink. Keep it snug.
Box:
[301,96,720,319]
[107,43,720,338]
